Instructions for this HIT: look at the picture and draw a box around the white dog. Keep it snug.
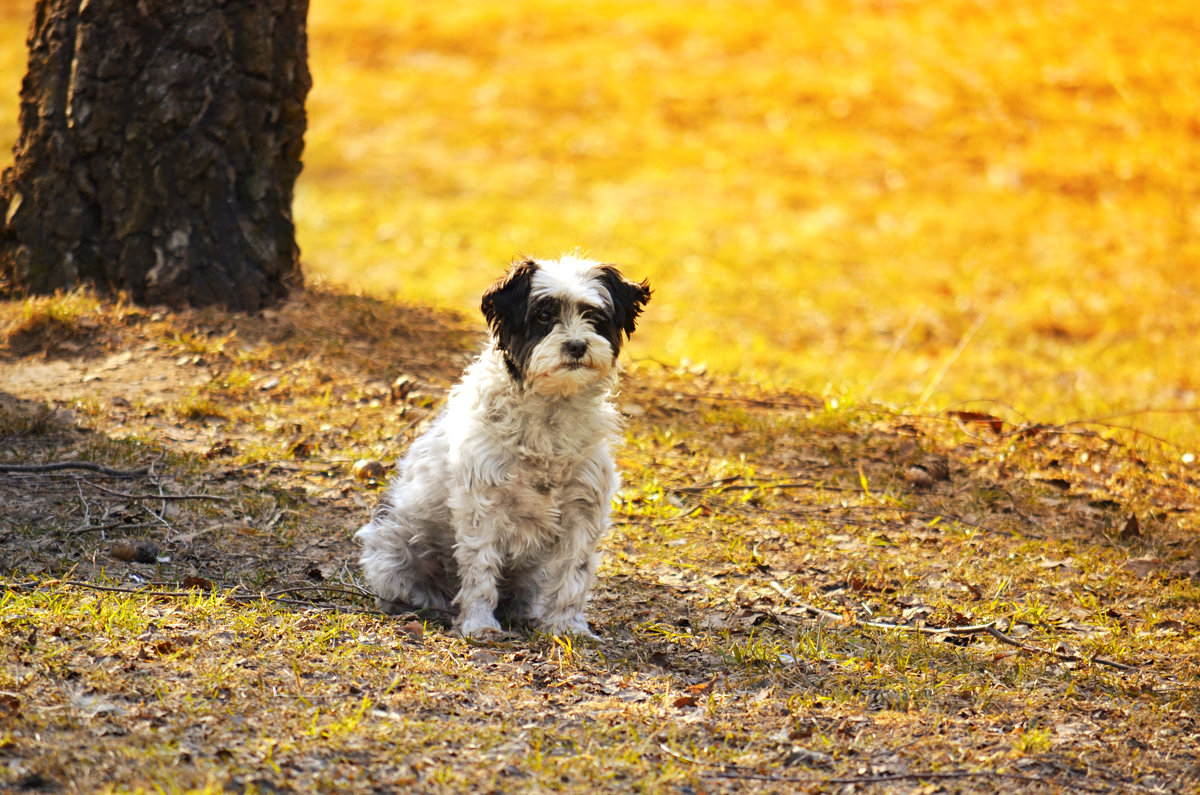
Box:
[356,255,651,637]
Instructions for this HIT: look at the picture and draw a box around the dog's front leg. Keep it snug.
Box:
[536,540,600,638]
[450,515,507,638]
[536,461,614,637]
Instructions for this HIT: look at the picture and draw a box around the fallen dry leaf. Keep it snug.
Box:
[0,692,20,719]
[1123,557,1162,579]
[110,539,158,564]
[948,411,1004,434]
[1120,514,1141,539]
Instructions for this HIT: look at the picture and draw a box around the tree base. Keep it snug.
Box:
[0,0,310,311]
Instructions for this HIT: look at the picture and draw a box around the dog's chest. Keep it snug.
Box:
[505,397,605,467]
[512,443,578,495]
[494,406,602,528]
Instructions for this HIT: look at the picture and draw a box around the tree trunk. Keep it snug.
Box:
[0,0,310,310]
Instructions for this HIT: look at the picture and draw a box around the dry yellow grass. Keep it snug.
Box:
[3,0,1199,449]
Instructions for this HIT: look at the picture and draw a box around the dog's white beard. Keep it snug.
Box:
[525,329,614,398]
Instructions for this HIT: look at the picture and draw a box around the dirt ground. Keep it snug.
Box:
[2,289,1198,793]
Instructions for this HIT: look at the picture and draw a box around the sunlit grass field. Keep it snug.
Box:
[3,0,1199,447]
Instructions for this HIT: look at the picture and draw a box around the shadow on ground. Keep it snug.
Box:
[0,288,478,590]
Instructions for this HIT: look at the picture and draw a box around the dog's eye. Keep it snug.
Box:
[533,306,556,325]
[580,307,603,324]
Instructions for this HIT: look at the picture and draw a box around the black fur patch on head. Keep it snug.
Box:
[596,265,652,355]
[481,259,544,381]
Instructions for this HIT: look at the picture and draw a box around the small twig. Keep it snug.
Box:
[4,578,455,619]
[769,582,994,634]
[767,585,843,622]
[938,399,1189,451]
[780,503,1030,538]
[262,583,378,602]
[69,521,162,536]
[670,477,853,495]
[134,503,171,534]
[657,744,1096,791]
[212,458,354,479]
[617,504,705,526]
[0,461,150,477]
[981,624,1137,673]
[10,579,364,613]
[636,386,820,411]
[76,481,92,529]
[1059,420,1181,450]
[84,481,234,502]
[151,470,169,519]
[767,582,1138,672]
[669,475,747,493]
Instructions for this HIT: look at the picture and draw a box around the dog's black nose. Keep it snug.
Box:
[564,340,588,359]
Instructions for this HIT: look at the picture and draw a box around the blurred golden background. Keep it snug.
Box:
[3,0,1198,446]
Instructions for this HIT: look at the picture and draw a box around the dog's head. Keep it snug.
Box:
[481,255,651,396]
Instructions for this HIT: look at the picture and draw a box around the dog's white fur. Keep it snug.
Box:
[356,255,649,637]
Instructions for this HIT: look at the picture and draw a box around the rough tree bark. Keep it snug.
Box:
[0,0,310,310]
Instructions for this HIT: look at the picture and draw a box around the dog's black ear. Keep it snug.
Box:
[597,265,651,340]
[482,259,537,333]
[483,259,540,381]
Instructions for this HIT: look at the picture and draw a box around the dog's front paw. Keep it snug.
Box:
[539,612,597,639]
[457,605,504,638]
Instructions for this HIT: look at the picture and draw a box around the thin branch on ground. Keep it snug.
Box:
[138,502,175,533]
[2,578,454,619]
[780,500,1030,538]
[84,481,234,502]
[211,458,355,479]
[658,743,1108,792]
[257,583,380,601]
[670,476,855,495]
[617,505,706,526]
[76,481,92,529]
[69,521,163,536]
[769,581,996,634]
[767,581,1139,673]
[0,460,151,477]
[667,474,1037,537]
[981,623,1137,673]
[1060,420,1181,450]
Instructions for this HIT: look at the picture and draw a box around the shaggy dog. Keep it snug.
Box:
[356,256,651,637]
